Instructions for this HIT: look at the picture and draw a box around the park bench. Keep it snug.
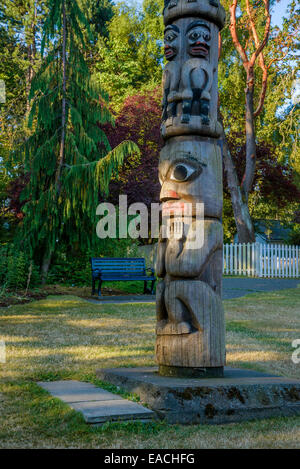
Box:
[90,257,156,296]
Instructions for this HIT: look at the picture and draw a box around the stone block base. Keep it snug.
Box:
[96,367,300,425]
[159,365,224,378]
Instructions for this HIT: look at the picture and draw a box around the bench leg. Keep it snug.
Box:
[143,281,148,294]
[98,280,102,297]
[92,279,96,296]
[151,280,156,295]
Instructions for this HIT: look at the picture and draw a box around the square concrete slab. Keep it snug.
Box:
[70,399,154,424]
[38,380,155,424]
[96,367,300,424]
[38,380,120,403]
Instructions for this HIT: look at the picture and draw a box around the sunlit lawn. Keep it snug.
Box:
[0,286,299,448]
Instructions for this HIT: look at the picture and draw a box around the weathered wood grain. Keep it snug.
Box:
[156,0,225,375]
[161,13,222,139]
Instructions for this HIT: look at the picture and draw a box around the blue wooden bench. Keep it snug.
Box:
[90,258,156,296]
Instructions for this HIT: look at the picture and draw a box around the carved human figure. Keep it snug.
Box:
[181,20,213,124]
[162,24,181,121]
[156,140,223,346]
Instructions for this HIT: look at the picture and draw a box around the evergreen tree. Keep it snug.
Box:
[14,0,138,282]
[80,0,114,38]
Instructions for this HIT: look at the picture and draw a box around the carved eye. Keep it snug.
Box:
[189,31,200,41]
[165,32,177,42]
[204,33,211,42]
[169,163,200,182]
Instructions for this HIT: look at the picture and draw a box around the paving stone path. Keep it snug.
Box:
[38,380,154,424]
[222,277,299,299]
[87,278,299,304]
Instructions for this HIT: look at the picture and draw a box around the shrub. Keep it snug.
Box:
[47,239,139,286]
[0,245,40,289]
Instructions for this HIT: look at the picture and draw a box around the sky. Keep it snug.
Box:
[114,0,291,28]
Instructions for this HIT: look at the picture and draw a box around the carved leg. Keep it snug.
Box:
[162,88,169,121]
[200,98,210,125]
[171,101,177,117]
[166,101,177,119]
[159,280,193,334]
[181,99,192,123]
[156,280,168,332]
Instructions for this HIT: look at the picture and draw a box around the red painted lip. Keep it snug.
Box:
[164,47,175,58]
[162,201,186,215]
[191,46,208,55]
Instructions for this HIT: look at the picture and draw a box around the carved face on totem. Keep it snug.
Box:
[159,154,205,217]
[186,21,211,58]
[159,142,223,219]
[164,25,180,61]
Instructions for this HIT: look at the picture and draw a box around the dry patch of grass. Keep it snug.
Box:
[0,287,299,448]
[224,288,300,378]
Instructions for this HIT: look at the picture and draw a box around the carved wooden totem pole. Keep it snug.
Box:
[156,0,226,378]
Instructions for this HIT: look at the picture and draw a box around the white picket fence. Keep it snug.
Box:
[223,243,300,278]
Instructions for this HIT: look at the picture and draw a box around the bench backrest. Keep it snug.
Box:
[90,257,146,275]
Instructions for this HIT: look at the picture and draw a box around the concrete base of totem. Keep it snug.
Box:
[96,367,300,425]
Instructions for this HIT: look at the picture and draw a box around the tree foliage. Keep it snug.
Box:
[12,0,138,279]
[220,0,300,170]
[1,0,299,278]
[220,0,299,241]
[104,88,162,210]
[93,0,164,111]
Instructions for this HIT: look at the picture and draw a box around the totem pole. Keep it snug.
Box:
[156,0,226,378]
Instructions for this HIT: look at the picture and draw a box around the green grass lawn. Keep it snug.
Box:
[0,287,300,448]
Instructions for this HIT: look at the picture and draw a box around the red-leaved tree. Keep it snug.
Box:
[226,132,300,209]
[104,88,163,210]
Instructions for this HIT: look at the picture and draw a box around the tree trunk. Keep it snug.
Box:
[42,1,67,283]
[25,3,37,115]
[227,0,271,244]
[222,128,255,243]
[26,45,34,114]
[218,106,255,243]
[242,69,257,200]
[41,248,53,285]
[55,0,67,195]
